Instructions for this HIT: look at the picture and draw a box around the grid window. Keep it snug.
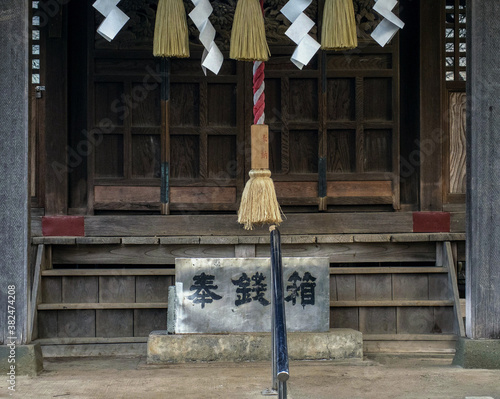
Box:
[445,0,466,82]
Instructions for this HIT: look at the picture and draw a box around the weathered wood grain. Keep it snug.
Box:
[327,181,392,198]
[99,276,135,303]
[443,242,465,337]
[353,234,391,243]
[136,276,170,303]
[38,311,58,339]
[332,300,454,307]
[134,309,167,336]
[32,217,42,237]
[39,303,168,310]
[450,212,465,233]
[392,274,429,300]
[36,337,147,344]
[96,310,133,338]
[327,54,392,70]
[274,182,317,198]
[428,274,450,300]
[363,339,456,354]
[76,237,122,245]
[235,244,256,258]
[330,267,447,275]
[41,343,147,357]
[329,275,338,301]
[327,130,355,173]
[336,275,356,301]
[359,307,397,334]
[330,308,358,330]
[83,213,414,237]
[433,306,455,334]
[57,310,95,338]
[449,92,467,194]
[257,242,435,263]
[53,244,235,264]
[43,269,175,276]
[397,307,435,334]
[122,237,160,245]
[356,275,392,301]
[42,277,62,303]
[62,277,98,303]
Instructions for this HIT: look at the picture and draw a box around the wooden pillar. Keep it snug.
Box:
[0,0,30,345]
[44,1,68,215]
[453,0,500,370]
[465,0,500,340]
[419,1,443,211]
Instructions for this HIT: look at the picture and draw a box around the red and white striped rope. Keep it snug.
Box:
[253,61,265,125]
[253,0,266,125]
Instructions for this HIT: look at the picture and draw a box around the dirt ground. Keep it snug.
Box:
[1,355,500,399]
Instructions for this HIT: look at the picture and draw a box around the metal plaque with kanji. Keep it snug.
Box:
[174,257,329,333]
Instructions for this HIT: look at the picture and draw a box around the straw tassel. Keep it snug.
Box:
[321,0,358,51]
[153,0,190,58]
[230,0,270,61]
[237,125,282,230]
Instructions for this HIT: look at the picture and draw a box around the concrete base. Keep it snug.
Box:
[453,338,500,369]
[0,343,44,376]
[148,328,362,364]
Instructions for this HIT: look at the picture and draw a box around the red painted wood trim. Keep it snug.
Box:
[42,216,85,237]
[413,212,450,233]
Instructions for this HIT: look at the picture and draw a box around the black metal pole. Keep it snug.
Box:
[270,226,289,384]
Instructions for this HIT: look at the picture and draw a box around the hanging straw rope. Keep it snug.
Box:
[230,0,270,61]
[321,0,358,51]
[153,0,190,58]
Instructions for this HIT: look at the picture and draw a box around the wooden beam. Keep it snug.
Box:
[83,213,414,237]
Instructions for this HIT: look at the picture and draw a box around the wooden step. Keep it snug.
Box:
[38,302,168,310]
[331,300,454,307]
[42,268,175,276]
[36,337,148,345]
[363,334,457,354]
[330,267,447,274]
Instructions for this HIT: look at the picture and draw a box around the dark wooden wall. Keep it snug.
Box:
[32,0,464,216]
[69,1,401,214]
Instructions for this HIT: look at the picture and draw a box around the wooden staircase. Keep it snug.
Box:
[29,235,465,357]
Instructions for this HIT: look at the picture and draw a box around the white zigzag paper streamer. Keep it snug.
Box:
[280,0,320,70]
[371,0,405,47]
[93,0,129,42]
[189,0,224,75]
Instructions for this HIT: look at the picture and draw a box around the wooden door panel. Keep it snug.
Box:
[84,1,400,213]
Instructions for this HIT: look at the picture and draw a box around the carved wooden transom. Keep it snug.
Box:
[95,0,380,50]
